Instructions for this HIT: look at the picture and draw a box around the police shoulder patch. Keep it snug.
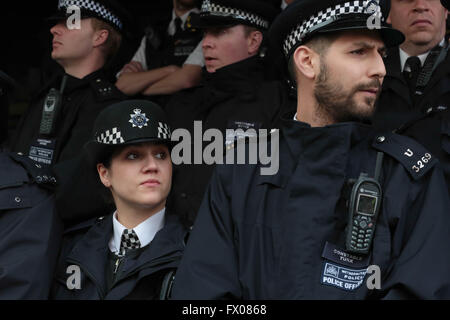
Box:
[371,132,437,180]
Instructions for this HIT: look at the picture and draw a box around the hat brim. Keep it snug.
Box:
[314,18,405,48]
[191,13,257,29]
[84,137,173,165]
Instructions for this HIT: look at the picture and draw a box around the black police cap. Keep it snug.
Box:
[441,0,450,9]
[85,100,172,165]
[192,0,280,30]
[270,0,405,59]
[48,0,127,32]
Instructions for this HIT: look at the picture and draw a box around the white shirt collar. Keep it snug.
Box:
[109,208,166,254]
[281,0,289,10]
[399,38,446,72]
[168,8,200,36]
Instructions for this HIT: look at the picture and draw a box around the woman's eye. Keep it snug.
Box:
[126,153,138,160]
[155,152,167,159]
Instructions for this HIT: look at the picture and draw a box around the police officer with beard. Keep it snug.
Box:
[171,0,450,299]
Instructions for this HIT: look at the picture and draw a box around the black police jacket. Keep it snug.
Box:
[373,46,450,188]
[165,56,293,227]
[50,212,187,300]
[9,68,126,225]
[171,114,450,299]
[0,152,62,299]
[10,68,125,165]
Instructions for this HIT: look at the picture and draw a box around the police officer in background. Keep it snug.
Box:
[373,0,450,188]
[171,0,450,299]
[165,0,291,227]
[9,0,128,225]
[115,0,203,100]
[51,100,187,299]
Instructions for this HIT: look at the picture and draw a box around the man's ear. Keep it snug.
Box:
[93,29,109,48]
[97,163,111,187]
[247,31,263,56]
[293,45,320,80]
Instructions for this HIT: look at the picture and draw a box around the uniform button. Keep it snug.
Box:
[36,176,42,182]
[377,136,386,143]
[17,152,23,156]
[15,197,21,203]
[181,193,187,198]
[96,79,101,83]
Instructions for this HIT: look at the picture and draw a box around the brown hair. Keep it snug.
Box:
[90,18,122,62]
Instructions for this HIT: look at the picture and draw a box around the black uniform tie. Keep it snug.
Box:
[119,229,141,257]
[403,56,421,94]
[174,17,183,37]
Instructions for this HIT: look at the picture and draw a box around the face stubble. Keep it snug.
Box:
[314,59,381,124]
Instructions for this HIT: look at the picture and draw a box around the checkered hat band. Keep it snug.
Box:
[157,122,171,140]
[96,127,125,144]
[283,0,381,56]
[201,0,269,29]
[58,0,123,30]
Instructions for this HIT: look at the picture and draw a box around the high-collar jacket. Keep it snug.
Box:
[172,113,450,299]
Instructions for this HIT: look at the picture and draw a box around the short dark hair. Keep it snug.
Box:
[288,32,341,84]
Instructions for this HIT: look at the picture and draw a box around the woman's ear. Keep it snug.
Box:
[97,163,111,187]
[247,30,263,56]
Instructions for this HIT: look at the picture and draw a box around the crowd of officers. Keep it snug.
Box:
[0,0,449,299]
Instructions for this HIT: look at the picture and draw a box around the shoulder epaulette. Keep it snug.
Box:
[90,77,124,102]
[63,216,105,235]
[372,132,438,180]
[7,152,57,189]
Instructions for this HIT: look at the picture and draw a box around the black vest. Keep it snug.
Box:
[145,12,202,70]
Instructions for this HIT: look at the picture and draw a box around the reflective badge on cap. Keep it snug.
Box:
[129,109,149,129]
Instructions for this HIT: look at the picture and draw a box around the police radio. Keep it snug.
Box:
[345,152,384,255]
[39,75,67,136]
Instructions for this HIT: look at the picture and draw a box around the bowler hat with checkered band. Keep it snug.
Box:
[191,0,280,30]
[85,100,173,165]
[48,0,128,32]
[270,0,405,60]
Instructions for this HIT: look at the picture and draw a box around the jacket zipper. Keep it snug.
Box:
[111,254,181,289]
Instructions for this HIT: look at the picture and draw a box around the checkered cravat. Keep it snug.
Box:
[119,229,141,257]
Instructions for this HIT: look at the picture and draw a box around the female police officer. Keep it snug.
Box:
[50,100,187,299]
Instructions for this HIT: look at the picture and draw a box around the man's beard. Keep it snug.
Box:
[314,61,381,124]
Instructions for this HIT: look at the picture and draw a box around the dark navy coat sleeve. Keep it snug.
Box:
[380,164,450,299]
[171,165,242,299]
[0,153,63,299]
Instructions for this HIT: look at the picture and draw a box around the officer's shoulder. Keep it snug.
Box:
[371,132,438,180]
[63,215,106,236]
[0,152,57,189]
[90,76,125,102]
